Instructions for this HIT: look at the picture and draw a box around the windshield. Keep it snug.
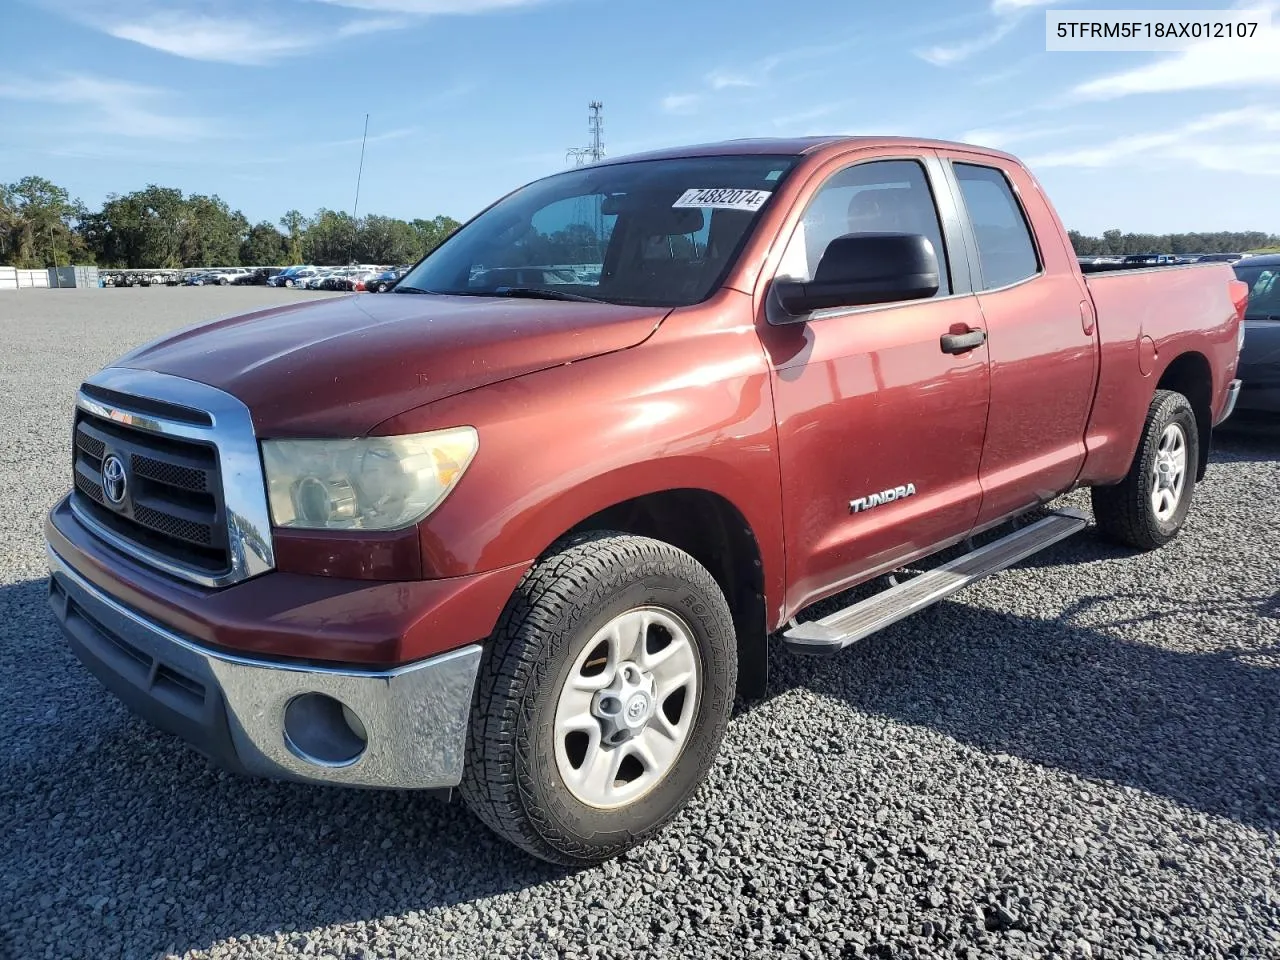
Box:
[397,155,799,307]
[1233,264,1280,319]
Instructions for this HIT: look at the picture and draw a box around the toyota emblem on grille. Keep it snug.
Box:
[101,454,127,505]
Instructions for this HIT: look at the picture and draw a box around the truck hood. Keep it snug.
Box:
[116,293,668,436]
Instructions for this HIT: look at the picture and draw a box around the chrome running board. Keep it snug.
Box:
[781,508,1089,656]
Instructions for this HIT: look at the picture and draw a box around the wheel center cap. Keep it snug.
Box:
[591,661,657,742]
[625,693,651,725]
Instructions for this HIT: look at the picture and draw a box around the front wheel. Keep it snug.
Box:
[460,533,737,865]
[1091,389,1199,550]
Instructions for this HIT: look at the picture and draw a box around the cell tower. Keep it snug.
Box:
[566,101,605,166]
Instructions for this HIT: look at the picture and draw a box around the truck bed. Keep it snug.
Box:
[1079,260,1220,275]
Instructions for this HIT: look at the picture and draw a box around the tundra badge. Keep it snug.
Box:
[850,483,917,514]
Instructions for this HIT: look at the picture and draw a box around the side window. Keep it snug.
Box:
[953,163,1040,289]
[776,159,951,297]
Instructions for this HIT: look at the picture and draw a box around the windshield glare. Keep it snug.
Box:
[397,155,798,307]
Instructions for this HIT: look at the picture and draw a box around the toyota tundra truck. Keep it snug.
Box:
[44,137,1248,864]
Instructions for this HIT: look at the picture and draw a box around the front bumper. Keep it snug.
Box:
[47,543,482,789]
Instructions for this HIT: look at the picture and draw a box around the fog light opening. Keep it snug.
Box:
[283,693,368,768]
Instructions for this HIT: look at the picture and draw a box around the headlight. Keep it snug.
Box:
[261,427,478,531]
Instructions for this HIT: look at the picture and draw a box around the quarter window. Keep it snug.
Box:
[953,163,1040,289]
[776,159,951,297]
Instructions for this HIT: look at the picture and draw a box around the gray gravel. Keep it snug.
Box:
[2,288,1278,960]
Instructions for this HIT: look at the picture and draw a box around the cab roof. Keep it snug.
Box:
[592,136,1020,166]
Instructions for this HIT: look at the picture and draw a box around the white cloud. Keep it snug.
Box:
[660,94,700,115]
[989,0,1055,12]
[958,124,1098,150]
[658,39,859,114]
[96,11,405,65]
[307,0,548,12]
[771,103,844,129]
[1028,107,1280,177]
[108,16,322,65]
[0,73,213,140]
[917,0,1053,66]
[55,0,547,64]
[1070,4,1280,100]
[706,70,758,90]
[917,20,1016,66]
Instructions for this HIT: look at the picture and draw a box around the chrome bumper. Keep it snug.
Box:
[1216,378,1242,425]
[46,544,481,789]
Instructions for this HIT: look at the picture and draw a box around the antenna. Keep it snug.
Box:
[566,101,605,166]
[349,113,369,269]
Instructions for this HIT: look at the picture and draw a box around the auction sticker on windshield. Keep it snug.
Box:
[673,188,772,212]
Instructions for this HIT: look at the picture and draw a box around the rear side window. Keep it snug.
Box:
[953,163,1040,289]
[776,159,951,297]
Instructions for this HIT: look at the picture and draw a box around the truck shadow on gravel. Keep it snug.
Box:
[4,560,1278,954]
[768,594,1280,832]
[1,578,571,957]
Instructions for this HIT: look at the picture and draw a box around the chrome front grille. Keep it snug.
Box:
[69,368,276,588]
[73,412,228,573]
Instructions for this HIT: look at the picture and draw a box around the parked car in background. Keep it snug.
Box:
[1121,253,1179,266]
[277,267,319,288]
[1193,253,1245,263]
[333,270,380,292]
[351,271,382,291]
[233,267,284,285]
[1231,253,1280,419]
[307,269,344,290]
[368,267,406,293]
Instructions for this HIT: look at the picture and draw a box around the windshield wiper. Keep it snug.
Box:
[489,286,605,303]
[393,285,437,294]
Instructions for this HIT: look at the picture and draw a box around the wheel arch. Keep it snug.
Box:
[559,488,771,701]
[1155,350,1213,480]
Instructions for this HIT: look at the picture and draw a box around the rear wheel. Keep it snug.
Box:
[460,533,737,865]
[1091,389,1199,550]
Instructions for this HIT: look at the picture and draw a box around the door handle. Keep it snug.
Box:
[940,329,986,354]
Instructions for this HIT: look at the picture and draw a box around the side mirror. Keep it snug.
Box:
[772,232,940,320]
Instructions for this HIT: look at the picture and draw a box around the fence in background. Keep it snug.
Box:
[0,266,99,290]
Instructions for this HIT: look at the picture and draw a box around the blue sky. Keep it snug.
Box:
[1,0,1278,235]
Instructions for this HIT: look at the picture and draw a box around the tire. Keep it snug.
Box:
[284,279,294,287]
[1091,389,1199,551]
[460,532,737,865]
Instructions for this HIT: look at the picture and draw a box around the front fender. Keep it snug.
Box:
[374,305,787,621]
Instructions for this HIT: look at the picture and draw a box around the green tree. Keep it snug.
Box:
[410,215,461,259]
[82,186,186,267]
[241,222,289,265]
[302,208,357,265]
[0,175,91,267]
[279,209,308,265]
[358,215,422,264]
[180,194,248,267]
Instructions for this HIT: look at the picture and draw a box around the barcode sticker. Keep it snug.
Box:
[672,188,772,212]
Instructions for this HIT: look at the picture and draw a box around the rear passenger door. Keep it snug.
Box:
[940,156,1099,527]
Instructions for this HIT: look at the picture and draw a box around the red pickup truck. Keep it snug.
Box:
[45,137,1247,865]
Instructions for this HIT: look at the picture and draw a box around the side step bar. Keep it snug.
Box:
[781,508,1090,656]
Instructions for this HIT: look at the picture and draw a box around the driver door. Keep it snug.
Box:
[756,153,992,615]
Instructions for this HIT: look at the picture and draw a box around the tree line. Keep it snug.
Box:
[1067,229,1278,256]
[0,175,461,270]
[4,174,1278,270]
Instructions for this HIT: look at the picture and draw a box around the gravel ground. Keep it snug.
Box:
[2,288,1278,960]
